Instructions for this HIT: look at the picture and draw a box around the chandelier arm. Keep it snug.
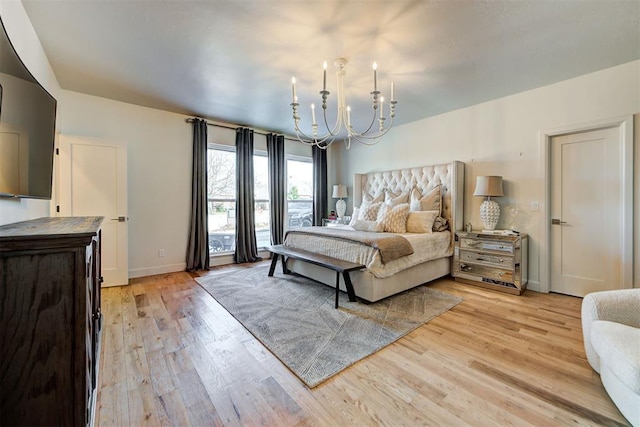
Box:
[347,107,377,137]
[344,116,396,145]
[321,107,342,137]
[293,124,337,147]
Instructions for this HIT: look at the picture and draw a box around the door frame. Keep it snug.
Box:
[539,115,633,293]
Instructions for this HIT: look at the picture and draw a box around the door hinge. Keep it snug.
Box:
[56,205,60,213]
[55,148,59,155]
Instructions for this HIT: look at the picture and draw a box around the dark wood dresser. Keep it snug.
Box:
[0,216,103,426]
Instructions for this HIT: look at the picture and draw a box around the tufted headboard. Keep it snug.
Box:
[353,161,465,232]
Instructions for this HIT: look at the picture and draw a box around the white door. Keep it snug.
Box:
[550,126,625,297]
[58,135,128,287]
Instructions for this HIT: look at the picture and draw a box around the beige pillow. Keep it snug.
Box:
[410,186,441,214]
[351,219,384,232]
[406,210,439,233]
[359,202,382,221]
[384,189,410,207]
[377,203,410,233]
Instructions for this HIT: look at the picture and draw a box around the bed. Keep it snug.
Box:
[283,161,464,302]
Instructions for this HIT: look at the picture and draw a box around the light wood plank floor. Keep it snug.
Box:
[96,261,630,426]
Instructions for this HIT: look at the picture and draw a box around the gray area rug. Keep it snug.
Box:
[195,265,462,387]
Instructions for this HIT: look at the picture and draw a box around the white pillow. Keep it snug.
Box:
[351,219,384,232]
[377,203,410,233]
[406,210,439,233]
[349,208,360,226]
[384,189,410,207]
[358,202,382,221]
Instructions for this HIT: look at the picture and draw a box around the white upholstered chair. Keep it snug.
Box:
[581,288,640,426]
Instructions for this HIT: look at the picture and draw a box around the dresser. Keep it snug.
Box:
[452,231,528,295]
[0,216,103,426]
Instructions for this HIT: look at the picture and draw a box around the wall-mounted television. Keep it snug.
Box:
[0,16,57,199]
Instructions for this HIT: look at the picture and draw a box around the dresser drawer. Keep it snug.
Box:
[458,263,514,283]
[459,250,513,267]
[460,238,514,253]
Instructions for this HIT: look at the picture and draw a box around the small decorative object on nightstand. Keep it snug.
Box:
[473,176,504,231]
[332,184,347,218]
[452,231,528,295]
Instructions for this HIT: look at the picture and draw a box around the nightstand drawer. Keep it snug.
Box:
[459,250,513,267]
[458,263,514,283]
[460,238,514,253]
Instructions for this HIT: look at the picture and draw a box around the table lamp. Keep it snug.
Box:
[473,176,504,231]
[332,184,348,218]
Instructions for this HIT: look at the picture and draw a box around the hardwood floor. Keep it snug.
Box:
[96,261,629,426]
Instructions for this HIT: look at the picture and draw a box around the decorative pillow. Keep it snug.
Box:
[433,216,450,232]
[362,190,384,204]
[384,189,410,207]
[377,203,410,233]
[359,202,382,221]
[349,207,360,226]
[406,210,439,233]
[351,219,384,232]
[410,186,441,214]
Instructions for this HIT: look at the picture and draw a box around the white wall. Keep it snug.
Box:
[336,60,640,290]
[0,1,61,225]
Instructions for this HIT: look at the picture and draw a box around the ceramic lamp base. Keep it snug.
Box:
[480,199,500,230]
[336,199,346,218]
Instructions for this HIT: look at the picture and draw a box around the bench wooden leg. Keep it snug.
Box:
[268,254,279,277]
[335,271,341,308]
[281,256,288,274]
[343,272,357,302]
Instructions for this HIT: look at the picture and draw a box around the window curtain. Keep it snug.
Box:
[312,144,328,226]
[234,128,261,263]
[267,133,285,245]
[186,118,210,271]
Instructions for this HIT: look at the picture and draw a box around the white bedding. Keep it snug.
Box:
[283,226,452,279]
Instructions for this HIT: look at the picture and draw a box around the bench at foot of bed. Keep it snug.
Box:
[266,245,365,308]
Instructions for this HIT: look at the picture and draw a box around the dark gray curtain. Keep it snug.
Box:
[267,133,285,245]
[312,144,328,226]
[186,119,210,271]
[234,128,261,263]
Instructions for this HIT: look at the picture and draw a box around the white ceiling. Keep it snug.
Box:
[21,0,640,137]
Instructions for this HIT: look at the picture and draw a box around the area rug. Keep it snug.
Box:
[195,264,462,387]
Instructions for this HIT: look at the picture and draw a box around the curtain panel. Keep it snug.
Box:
[267,134,285,245]
[234,128,261,263]
[186,118,210,271]
[312,144,328,226]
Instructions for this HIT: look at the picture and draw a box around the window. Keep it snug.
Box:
[207,145,271,254]
[287,157,313,228]
[207,146,312,255]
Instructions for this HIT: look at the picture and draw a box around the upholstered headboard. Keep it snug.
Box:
[353,161,465,232]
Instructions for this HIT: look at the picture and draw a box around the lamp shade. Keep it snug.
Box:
[332,184,347,198]
[473,176,504,197]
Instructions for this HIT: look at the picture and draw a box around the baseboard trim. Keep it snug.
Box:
[526,280,544,293]
[129,262,187,279]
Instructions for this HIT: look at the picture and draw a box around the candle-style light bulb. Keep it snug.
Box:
[291,77,297,103]
[373,62,378,91]
[380,96,384,118]
[323,61,327,91]
[311,103,316,125]
[347,106,351,127]
[391,81,395,101]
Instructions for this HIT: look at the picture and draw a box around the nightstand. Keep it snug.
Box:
[322,217,350,226]
[452,231,528,295]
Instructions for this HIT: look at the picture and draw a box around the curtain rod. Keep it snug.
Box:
[185,117,298,141]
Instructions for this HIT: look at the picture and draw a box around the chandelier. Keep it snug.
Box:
[290,58,397,149]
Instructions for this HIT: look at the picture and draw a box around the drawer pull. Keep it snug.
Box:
[466,240,481,246]
[498,272,504,277]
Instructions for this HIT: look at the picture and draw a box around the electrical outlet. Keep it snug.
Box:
[158,249,165,257]
[530,201,539,211]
